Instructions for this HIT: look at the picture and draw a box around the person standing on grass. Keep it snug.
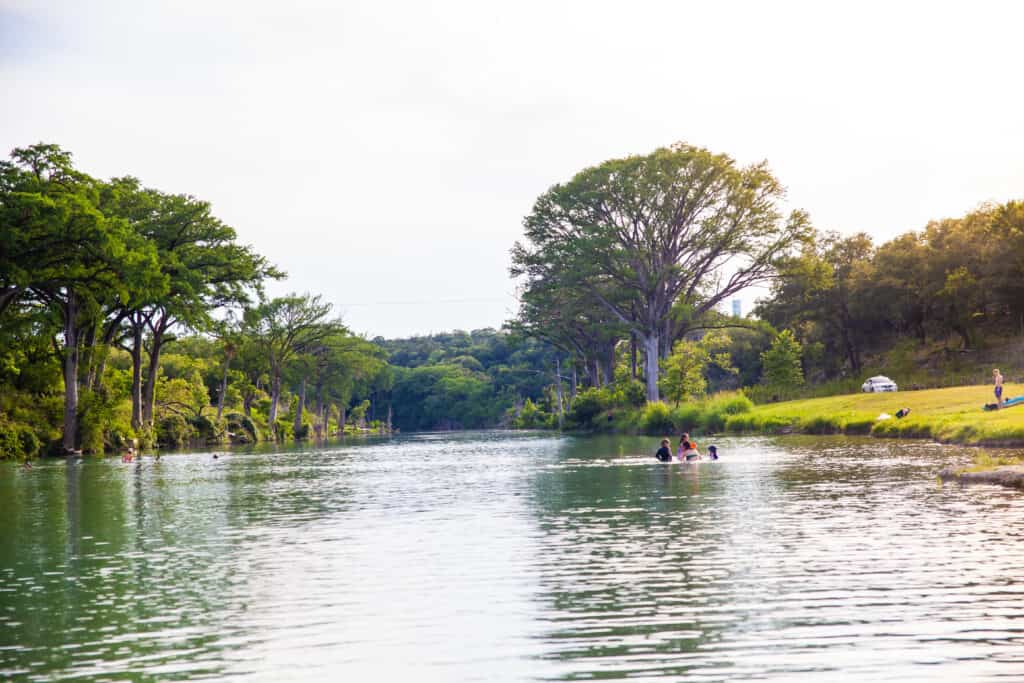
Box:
[994,368,1004,408]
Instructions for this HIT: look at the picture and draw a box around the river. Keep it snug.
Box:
[2,433,1023,681]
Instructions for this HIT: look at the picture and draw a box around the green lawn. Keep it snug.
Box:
[725,383,1024,445]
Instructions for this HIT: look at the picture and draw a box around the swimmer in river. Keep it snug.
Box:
[655,439,673,462]
[677,433,700,462]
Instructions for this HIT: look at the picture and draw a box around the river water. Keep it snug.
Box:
[2,433,1023,681]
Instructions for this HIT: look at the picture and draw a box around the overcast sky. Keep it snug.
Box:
[2,1,1023,338]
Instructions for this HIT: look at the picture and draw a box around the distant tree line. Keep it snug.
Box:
[756,203,1024,380]
[376,329,564,431]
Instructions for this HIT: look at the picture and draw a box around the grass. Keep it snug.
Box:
[961,449,1024,473]
[724,383,1024,446]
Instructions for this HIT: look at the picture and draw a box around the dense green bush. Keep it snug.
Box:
[78,388,134,454]
[566,387,610,428]
[191,414,223,442]
[511,398,554,429]
[273,419,294,441]
[611,380,647,408]
[157,414,192,447]
[669,404,702,433]
[640,402,674,433]
[225,412,260,443]
[0,418,41,460]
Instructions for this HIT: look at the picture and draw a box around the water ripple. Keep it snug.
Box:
[1,433,1023,681]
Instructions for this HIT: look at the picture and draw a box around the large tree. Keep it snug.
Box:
[101,178,281,431]
[513,142,808,401]
[242,293,335,434]
[0,144,161,450]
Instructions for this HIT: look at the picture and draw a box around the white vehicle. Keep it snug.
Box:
[862,375,898,393]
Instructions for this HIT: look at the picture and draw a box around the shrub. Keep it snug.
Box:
[190,414,223,442]
[0,418,41,460]
[669,404,702,433]
[225,412,260,443]
[78,388,134,454]
[512,398,554,429]
[566,388,609,428]
[157,414,193,447]
[712,393,754,415]
[613,380,648,408]
[640,402,674,434]
[273,419,294,441]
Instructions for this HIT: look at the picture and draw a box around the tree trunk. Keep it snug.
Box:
[555,357,564,429]
[268,370,281,427]
[643,333,660,402]
[841,327,861,373]
[62,292,80,452]
[0,285,22,319]
[293,376,307,438]
[338,404,346,436]
[91,344,110,392]
[216,355,230,421]
[314,385,325,439]
[142,335,164,427]
[83,322,98,390]
[243,392,254,417]
[570,364,577,405]
[91,312,127,392]
[387,402,393,433]
[630,334,637,379]
[130,323,144,432]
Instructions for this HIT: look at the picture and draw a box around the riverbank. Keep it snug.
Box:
[722,384,1024,446]
[596,384,1024,448]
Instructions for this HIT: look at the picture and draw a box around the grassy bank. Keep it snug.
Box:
[723,384,1024,446]
[592,385,1024,447]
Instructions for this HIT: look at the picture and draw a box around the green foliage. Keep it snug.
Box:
[761,330,804,392]
[640,402,674,434]
[511,399,554,429]
[512,141,809,401]
[612,379,647,408]
[565,387,610,428]
[157,414,192,447]
[225,412,259,443]
[0,417,42,460]
[660,340,709,404]
[391,364,503,431]
[190,414,221,442]
[274,419,294,441]
[78,389,134,454]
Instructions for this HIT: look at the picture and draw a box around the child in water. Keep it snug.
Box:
[655,439,673,462]
[677,433,700,462]
[707,445,719,460]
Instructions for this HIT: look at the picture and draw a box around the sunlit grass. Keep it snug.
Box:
[724,384,1024,445]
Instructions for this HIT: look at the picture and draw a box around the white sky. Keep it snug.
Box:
[2,0,1023,338]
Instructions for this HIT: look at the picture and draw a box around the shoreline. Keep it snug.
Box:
[939,466,1024,490]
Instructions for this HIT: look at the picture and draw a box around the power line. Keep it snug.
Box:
[338,297,511,307]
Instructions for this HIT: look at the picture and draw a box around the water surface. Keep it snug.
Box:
[2,433,1023,681]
